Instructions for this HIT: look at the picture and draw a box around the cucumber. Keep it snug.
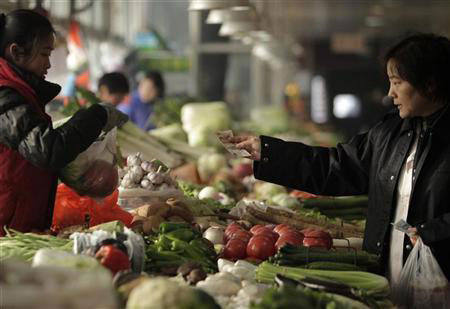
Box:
[303,196,368,210]
[306,261,364,271]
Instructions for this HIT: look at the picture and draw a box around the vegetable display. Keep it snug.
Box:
[255,262,391,307]
[95,243,131,275]
[221,222,306,262]
[0,229,73,262]
[126,277,220,309]
[181,102,231,148]
[145,222,218,273]
[251,285,369,309]
[269,244,380,270]
[119,153,177,191]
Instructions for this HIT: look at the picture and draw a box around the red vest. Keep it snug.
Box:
[0,58,58,235]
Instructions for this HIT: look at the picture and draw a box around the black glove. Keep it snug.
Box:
[99,103,129,132]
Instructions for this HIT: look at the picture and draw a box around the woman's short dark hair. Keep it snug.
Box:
[384,33,450,104]
[144,70,165,98]
[98,72,130,94]
[0,9,55,58]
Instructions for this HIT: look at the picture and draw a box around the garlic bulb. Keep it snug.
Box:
[130,165,144,183]
[147,172,164,185]
[127,152,142,167]
[141,161,152,173]
[140,178,154,190]
[121,177,134,188]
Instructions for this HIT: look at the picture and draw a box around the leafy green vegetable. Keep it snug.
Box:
[177,180,204,198]
[251,285,368,309]
[0,229,73,262]
[255,262,390,300]
[181,102,231,148]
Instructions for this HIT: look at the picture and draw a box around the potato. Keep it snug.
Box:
[136,201,171,218]
[168,205,194,223]
[142,215,164,235]
[166,198,191,212]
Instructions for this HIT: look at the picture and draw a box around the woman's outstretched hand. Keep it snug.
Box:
[229,135,261,161]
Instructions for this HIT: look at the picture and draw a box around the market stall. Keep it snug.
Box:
[1,88,399,309]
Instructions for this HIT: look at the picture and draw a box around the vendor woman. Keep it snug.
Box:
[0,9,127,235]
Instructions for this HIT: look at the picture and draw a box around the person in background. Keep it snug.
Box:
[97,71,130,107]
[119,70,165,131]
[0,9,128,235]
[231,33,450,282]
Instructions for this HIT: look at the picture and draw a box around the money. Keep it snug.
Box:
[391,219,414,236]
[216,130,251,157]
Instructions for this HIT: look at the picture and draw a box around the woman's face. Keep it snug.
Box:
[138,78,158,103]
[387,59,440,119]
[13,33,54,78]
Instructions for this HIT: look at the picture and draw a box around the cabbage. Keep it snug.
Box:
[197,153,227,182]
[249,106,289,135]
[32,249,101,269]
[271,193,301,209]
[126,277,220,309]
[254,182,287,200]
[181,102,231,148]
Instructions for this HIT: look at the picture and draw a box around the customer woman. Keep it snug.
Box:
[0,9,127,235]
[231,33,450,282]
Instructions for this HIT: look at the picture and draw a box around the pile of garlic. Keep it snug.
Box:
[119,153,178,191]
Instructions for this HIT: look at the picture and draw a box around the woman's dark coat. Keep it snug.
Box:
[254,106,450,279]
[0,58,106,234]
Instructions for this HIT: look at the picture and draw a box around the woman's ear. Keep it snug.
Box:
[4,43,25,64]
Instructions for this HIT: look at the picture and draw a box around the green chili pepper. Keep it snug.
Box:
[158,222,192,234]
[165,228,195,242]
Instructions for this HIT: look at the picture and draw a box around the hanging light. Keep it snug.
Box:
[206,9,229,24]
[218,6,258,36]
[189,0,249,11]
[219,21,257,36]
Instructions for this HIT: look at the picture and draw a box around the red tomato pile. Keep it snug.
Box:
[222,222,311,261]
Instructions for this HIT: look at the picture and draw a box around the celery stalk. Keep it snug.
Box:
[255,262,390,299]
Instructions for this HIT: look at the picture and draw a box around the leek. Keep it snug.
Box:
[153,135,212,161]
[117,125,183,168]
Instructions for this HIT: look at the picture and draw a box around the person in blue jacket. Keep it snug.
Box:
[118,70,165,131]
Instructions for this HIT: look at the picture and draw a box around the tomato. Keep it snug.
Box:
[223,238,247,260]
[246,235,276,260]
[289,190,318,199]
[273,223,295,235]
[225,222,243,234]
[250,224,264,234]
[224,222,244,242]
[279,229,303,239]
[303,230,332,250]
[229,229,252,243]
[275,233,304,250]
[253,228,279,243]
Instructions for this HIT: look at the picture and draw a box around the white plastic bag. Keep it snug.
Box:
[59,128,119,198]
[392,237,450,308]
